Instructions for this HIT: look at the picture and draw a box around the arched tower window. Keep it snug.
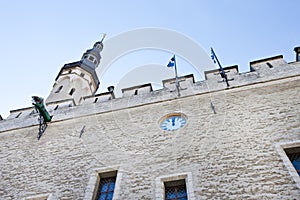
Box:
[69,88,75,96]
[55,85,63,93]
[89,56,95,61]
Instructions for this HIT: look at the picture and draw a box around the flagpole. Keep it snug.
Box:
[211,48,230,87]
[211,48,223,75]
[173,55,180,97]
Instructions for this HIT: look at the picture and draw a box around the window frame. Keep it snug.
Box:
[23,193,53,200]
[155,172,195,200]
[276,141,300,189]
[83,167,122,200]
[95,172,117,200]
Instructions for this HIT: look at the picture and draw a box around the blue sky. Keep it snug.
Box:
[0,0,299,117]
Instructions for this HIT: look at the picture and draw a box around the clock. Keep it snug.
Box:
[160,113,187,131]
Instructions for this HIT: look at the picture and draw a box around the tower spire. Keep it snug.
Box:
[46,36,106,105]
[81,34,106,69]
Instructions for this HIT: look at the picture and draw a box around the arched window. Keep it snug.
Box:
[55,85,63,93]
[89,56,95,61]
[69,88,75,96]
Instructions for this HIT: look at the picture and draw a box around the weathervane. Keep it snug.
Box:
[32,96,52,140]
[100,33,107,43]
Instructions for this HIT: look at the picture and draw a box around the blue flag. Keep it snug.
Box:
[167,55,175,67]
[210,48,216,64]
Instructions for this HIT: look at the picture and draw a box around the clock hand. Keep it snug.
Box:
[172,117,175,126]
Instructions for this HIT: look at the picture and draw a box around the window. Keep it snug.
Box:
[96,43,102,49]
[165,179,187,200]
[80,73,85,77]
[156,172,195,200]
[69,88,75,96]
[55,85,63,93]
[276,141,300,189]
[84,168,122,200]
[96,177,116,200]
[134,89,138,95]
[285,147,300,175]
[89,56,95,61]
[95,171,117,200]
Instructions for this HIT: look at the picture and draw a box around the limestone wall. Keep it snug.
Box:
[0,74,300,199]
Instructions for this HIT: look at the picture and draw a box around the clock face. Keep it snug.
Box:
[160,113,187,131]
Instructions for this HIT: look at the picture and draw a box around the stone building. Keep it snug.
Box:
[0,39,300,200]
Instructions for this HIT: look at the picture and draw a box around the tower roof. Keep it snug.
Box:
[55,60,100,87]
[54,39,105,92]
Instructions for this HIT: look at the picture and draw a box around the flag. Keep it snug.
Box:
[210,48,216,63]
[167,55,175,67]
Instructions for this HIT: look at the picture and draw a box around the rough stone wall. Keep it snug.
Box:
[0,74,300,199]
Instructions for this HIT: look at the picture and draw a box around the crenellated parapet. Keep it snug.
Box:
[1,46,300,132]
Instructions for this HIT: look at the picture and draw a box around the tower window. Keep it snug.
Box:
[55,85,63,93]
[69,88,75,96]
[164,179,187,200]
[80,73,85,77]
[96,44,102,49]
[94,60,98,65]
[134,90,138,95]
[89,56,95,61]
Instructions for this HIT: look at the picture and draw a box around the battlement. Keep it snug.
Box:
[122,83,153,97]
[204,65,239,80]
[1,48,300,132]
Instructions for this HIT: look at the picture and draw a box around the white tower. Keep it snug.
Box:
[46,40,104,105]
